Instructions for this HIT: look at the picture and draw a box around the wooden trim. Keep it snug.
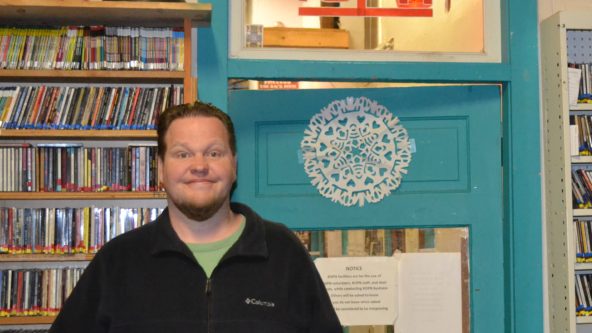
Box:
[0,0,211,27]
[0,129,157,139]
[0,316,56,325]
[0,70,184,83]
[0,254,93,262]
[0,129,156,139]
[0,192,167,200]
[184,17,196,103]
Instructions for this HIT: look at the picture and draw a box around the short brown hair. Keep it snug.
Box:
[157,101,236,159]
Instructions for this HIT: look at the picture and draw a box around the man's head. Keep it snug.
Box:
[157,101,237,160]
[157,101,238,222]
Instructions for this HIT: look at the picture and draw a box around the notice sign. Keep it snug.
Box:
[258,81,299,90]
[314,257,397,326]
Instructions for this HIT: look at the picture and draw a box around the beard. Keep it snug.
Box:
[173,195,227,222]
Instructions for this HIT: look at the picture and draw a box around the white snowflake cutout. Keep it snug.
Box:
[301,96,412,207]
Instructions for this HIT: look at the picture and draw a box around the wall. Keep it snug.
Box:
[249,0,320,28]
[540,0,592,20]
[378,0,484,53]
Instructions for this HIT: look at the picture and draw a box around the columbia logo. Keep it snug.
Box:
[245,297,275,308]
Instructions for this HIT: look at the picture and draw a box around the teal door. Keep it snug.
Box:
[229,85,503,332]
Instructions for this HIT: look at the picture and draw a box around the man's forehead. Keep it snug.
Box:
[166,118,230,141]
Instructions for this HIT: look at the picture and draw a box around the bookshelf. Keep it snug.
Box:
[0,0,211,328]
[542,10,592,333]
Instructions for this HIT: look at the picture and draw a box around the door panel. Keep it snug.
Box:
[253,116,470,197]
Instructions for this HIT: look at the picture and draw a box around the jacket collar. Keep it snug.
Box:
[150,202,269,260]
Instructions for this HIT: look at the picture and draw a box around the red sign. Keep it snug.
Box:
[298,0,432,17]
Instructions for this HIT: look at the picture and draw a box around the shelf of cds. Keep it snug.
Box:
[0,0,211,327]
[0,206,164,325]
[542,11,592,333]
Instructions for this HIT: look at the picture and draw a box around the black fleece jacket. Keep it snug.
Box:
[49,202,342,333]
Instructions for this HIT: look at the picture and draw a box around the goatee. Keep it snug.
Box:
[176,198,226,221]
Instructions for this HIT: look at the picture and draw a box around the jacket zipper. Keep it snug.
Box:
[205,278,212,333]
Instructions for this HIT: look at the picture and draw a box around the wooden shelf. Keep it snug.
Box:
[0,129,157,140]
[573,209,592,217]
[0,254,93,262]
[0,0,211,27]
[571,104,592,111]
[576,263,592,271]
[572,156,592,164]
[0,69,184,83]
[574,209,592,217]
[0,191,167,200]
[263,27,350,49]
[0,316,55,325]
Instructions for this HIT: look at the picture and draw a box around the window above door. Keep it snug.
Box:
[229,0,501,63]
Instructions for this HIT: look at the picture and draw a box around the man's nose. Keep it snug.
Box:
[190,155,208,173]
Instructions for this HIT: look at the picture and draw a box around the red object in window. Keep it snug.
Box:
[396,0,432,8]
[299,0,433,17]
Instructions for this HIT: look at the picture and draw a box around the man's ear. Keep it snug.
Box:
[231,154,238,196]
[233,154,238,179]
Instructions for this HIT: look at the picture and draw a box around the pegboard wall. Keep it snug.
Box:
[567,30,592,63]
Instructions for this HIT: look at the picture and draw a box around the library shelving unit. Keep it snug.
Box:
[542,10,592,333]
[0,0,211,328]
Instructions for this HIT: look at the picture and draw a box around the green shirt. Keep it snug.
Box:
[186,217,245,278]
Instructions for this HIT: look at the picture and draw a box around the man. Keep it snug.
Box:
[49,101,342,333]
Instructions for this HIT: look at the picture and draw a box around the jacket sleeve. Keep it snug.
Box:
[281,226,342,332]
[49,250,110,333]
[308,264,343,333]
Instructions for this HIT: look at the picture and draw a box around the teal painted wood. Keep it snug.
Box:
[252,115,469,196]
[227,60,513,82]
[197,0,543,332]
[505,0,542,332]
[196,0,228,110]
[229,85,503,332]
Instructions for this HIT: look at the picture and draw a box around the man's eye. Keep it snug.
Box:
[176,152,190,158]
[207,151,222,158]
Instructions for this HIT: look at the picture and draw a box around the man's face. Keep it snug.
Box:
[158,116,237,221]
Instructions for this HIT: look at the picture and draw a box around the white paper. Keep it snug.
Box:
[315,257,398,326]
[571,124,580,156]
[569,67,582,106]
[395,252,462,333]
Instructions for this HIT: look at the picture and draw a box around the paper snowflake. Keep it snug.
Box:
[301,96,412,207]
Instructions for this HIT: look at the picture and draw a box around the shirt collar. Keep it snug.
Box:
[150,202,269,260]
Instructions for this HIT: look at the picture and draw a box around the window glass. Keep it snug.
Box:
[294,227,470,332]
[230,0,500,62]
